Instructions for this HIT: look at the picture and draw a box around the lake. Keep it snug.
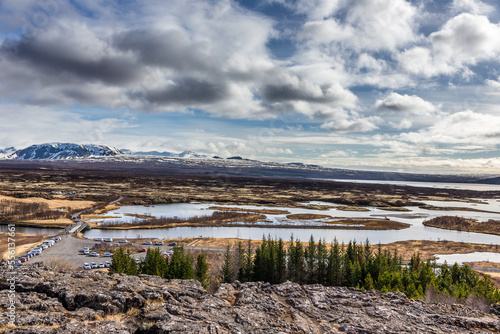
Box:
[83,195,500,245]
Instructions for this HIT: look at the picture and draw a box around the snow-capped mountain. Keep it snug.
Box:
[8,143,123,160]
[0,147,16,159]
[130,150,208,159]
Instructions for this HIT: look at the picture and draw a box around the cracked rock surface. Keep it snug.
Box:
[1,262,499,333]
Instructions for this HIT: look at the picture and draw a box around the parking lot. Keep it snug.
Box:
[22,234,176,270]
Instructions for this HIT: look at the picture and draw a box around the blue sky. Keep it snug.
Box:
[1,0,500,174]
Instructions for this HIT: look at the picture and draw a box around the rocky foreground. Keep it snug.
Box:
[0,263,499,333]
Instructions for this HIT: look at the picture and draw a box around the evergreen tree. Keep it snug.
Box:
[305,235,317,284]
[221,245,234,283]
[109,247,137,275]
[143,247,167,277]
[276,238,287,283]
[195,253,210,290]
[316,238,327,285]
[167,246,194,279]
[240,239,253,282]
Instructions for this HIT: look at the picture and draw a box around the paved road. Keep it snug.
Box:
[29,234,97,268]
[27,234,178,269]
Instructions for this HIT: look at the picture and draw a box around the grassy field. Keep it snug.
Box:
[423,216,500,236]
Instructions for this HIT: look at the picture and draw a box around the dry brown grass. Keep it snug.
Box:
[0,232,46,259]
[208,206,291,215]
[286,213,332,219]
[423,216,500,236]
[335,206,371,212]
[380,240,500,262]
[0,194,96,211]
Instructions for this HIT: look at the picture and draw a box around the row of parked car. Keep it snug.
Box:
[83,261,111,270]
[15,237,62,265]
[81,246,112,257]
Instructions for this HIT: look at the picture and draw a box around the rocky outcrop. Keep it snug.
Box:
[1,263,499,333]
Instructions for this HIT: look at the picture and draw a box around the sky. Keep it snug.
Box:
[1,0,500,174]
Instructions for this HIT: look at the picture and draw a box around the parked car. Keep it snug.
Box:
[12,260,22,266]
[98,263,105,268]
[40,244,49,250]
[167,242,177,247]
[91,262,97,268]
[118,239,127,243]
[140,248,147,252]
[83,263,91,270]
[154,241,164,246]
[135,258,140,264]
[103,253,112,257]
[84,249,90,255]
[19,257,28,263]
[90,252,100,257]
[94,238,103,242]
[142,241,152,245]
[105,261,111,268]
[103,238,113,242]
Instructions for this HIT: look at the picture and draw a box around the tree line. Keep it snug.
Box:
[0,199,68,222]
[109,235,500,304]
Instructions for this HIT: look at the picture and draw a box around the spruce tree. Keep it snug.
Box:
[195,253,210,289]
[221,245,234,283]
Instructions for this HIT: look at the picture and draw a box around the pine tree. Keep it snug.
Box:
[167,246,194,279]
[221,245,234,283]
[276,238,287,283]
[316,238,327,285]
[143,247,167,277]
[305,235,317,284]
[109,247,137,275]
[195,253,210,290]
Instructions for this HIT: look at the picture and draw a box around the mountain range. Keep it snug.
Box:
[2,143,123,160]
[1,143,498,184]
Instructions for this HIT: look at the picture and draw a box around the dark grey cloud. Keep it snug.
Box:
[261,83,334,103]
[2,38,141,85]
[114,29,214,72]
[144,78,228,105]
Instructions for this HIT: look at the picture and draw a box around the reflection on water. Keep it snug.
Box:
[83,196,500,247]
[0,225,62,235]
[434,252,500,265]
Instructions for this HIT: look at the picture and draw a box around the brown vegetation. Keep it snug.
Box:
[325,218,410,230]
[335,206,370,211]
[286,213,332,219]
[0,198,68,222]
[0,232,46,259]
[423,216,500,236]
[420,204,500,214]
[98,211,268,229]
[208,206,290,214]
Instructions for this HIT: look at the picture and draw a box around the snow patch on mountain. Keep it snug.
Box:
[129,150,208,159]
[0,147,16,159]
[9,143,123,160]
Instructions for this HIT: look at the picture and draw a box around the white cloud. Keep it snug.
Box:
[400,110,500,146]
[319,150,350,158]
[450,0,495,15]
[399,13,500,77]
[391,119,413,130]
[375,93,438,115]
[262,147,293,155]
[486,76,500,89]
[320,117,381,132]
[299,0,419,52]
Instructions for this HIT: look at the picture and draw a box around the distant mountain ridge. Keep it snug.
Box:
[0,147,16,159]
[129,149,208,159]
[5,143,123,160]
